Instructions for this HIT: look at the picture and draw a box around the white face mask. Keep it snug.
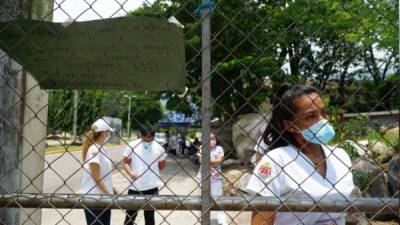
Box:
[104,133,111,143]
[210,139,217,148]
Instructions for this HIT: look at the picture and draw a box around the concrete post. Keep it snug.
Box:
[0,1,30,223]
[72,90,79,142]
[0,0,52,224]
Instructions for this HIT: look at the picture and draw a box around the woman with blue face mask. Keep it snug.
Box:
[80,118,118,225]
[247,85,355,225]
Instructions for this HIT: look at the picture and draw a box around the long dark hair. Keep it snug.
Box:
[261,84,321,150]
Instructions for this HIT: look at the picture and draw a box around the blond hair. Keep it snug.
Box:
[82,125,103,161]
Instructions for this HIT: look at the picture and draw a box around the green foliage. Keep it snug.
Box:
[48,90,106,135]
[48,0,398,134]
[48,90,163,135]
[328,107,368,143]
[338,141,360,159]
[354,170,374,192]
[48,90,74,133]
[130,0,397,120]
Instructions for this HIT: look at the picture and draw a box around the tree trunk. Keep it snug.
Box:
[338,62,351,107]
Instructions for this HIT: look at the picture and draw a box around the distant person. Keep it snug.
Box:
[193,137,201,148]
[123,126,167,225]
[164,130,171,149]
[188,137,200,155]
[196,133,227,225]
[247,85,355,225]
[170,134,177,155]
[80,118,118,225]
[180,132,187,155]
[177,132,183,156]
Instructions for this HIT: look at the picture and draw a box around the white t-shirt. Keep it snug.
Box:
[80,144,113,194]
[196,146,224,181]
[123,139,167,191]
[246,145,354,225]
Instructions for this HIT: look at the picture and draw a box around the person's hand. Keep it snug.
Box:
[211,171,219,177]
[113,186,119,195]
[130,172,139,182]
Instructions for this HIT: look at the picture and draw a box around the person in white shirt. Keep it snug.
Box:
[196,133,228,225]
[247,85,355,225]
[80,118,118,225]
[123,126,167,225]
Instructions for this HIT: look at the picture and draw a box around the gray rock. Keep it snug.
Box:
[221,159,243,168]
[223,169,246,196]
[212,122,234,157]
[352,158,389,198]
[232,111,271,163]
[340,140,368,157]
[368,140,395,164]
[384,127,399,139]
[387,154,400,197]
[346,187,368,225]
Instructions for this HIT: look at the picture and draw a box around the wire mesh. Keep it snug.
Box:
[0,0,399,225]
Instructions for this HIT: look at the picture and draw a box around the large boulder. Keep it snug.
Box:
[346,187,368,225]
[223,169,247,196]
[212,121,234,157]
[368,140,395,164]
[339,140,368,158]
[232,110,271,163]
[384,127,399,139]
[221,159,243,169]
[352,157,389,198]
[387,154,400,197]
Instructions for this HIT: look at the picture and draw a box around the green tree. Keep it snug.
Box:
[48,90,164,135]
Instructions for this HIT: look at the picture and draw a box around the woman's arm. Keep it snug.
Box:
[89,163,111,194]
[251,211,276,225]
[255,152,263,164]
[210,155,223,166]
[112,186,119,195]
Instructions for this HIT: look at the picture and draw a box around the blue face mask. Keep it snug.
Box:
[301,119,335,144]
[142,141,153,149]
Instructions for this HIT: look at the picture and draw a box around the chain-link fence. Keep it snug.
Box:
[0,0,399,225]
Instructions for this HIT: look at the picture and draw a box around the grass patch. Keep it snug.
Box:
[45,145,82,154]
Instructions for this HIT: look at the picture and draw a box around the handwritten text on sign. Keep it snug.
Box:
[0,17,186,91]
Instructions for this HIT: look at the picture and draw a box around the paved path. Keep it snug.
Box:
[42,146,251,225]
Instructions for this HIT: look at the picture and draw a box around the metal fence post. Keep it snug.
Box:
[201,1,212,224]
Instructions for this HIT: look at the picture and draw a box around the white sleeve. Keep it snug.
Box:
[158,146,167,161]
[122,143,133,159]
[333,148,355,194]
[86,145,101,165]
[246,153,283,197]
[216,146,224,159]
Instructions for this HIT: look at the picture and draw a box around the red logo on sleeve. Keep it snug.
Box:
[258,162,272,176]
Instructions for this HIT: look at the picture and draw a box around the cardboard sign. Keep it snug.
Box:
[0,17,186,91]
